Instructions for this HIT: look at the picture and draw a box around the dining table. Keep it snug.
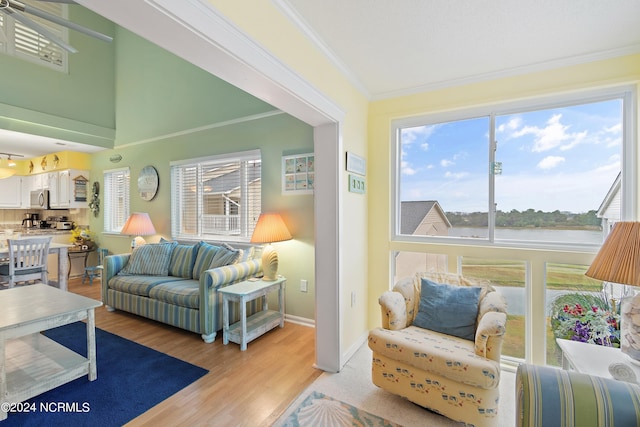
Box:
[0,240,73,291]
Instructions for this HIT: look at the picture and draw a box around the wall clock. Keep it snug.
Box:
[137,166,159,201]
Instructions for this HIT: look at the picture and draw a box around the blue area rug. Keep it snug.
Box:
[3,322,208,426]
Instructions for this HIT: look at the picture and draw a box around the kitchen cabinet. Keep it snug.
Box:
[0,176,23,208]
[48,169,88,209]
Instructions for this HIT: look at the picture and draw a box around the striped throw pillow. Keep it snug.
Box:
[168,242,201,279]
[192,242,221,280]
[118,242,177,276]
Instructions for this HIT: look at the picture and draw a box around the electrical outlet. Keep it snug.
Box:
[300,279,308,293]
[351,291,356,307]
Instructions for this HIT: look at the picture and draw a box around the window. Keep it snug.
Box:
[171,150,261,241]
[0,0,68,70]
[103,168,130,233]
[393,88,634,249]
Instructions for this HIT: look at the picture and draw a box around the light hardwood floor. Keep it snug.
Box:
[67,277,321,426]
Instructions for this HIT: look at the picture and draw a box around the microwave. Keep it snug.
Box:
[30,190,50,209]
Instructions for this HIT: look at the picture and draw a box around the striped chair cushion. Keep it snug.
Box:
[516,363,640,427]
[118,242,177,276]
[168,243,200,279]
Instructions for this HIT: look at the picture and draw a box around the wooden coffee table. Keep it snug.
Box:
[0,284,102,420]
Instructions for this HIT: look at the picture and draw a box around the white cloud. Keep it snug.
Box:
[512,114,588,153]
[401,125,437,146]
[445,171,469,179]
[440,159,454,167]
[606,123,622,134]
[537,156,565,170]
[420,142,429,151]
[497,116,522,134]
[401,160,417,175]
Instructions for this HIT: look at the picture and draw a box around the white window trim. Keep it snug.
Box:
[170,149,262,242]
[391,85,637,252]
[103,166,130,234]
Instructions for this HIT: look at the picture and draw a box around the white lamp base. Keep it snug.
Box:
[261,243,279,281]
[621,293,640,363]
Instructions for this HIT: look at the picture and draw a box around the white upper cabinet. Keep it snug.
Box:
[0,176,24,208]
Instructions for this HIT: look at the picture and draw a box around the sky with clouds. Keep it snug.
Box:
[400,98,622,213]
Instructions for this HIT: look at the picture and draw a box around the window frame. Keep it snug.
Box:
[170,149,262,242]
[103,167,130,234]
[391,86,636,251]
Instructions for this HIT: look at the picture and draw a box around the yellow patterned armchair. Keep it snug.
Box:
[368,272,508,427]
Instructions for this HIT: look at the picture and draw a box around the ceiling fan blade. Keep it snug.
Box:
[0,7,78,53]
[7,0,111,43]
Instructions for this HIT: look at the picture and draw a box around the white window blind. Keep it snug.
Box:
[104,167,130,233]
[171,150,262,241]
[0,0,68,71]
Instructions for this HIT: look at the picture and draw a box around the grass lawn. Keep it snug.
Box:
[462,259,602,291]
[504,314,563,366]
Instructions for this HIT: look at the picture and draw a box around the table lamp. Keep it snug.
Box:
[120,212,156,249]
[250,213,292,281]
[585,221,640,364]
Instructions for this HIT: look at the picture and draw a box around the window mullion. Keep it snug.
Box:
[489,114,497,242]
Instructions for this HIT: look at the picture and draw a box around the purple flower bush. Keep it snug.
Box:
[551,302,620,347]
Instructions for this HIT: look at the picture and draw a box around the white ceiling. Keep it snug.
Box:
[5,0,640,157]
[0,128,104,159]
[280,0,640,99]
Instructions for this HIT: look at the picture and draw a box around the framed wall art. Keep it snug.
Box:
[282,153,314,194]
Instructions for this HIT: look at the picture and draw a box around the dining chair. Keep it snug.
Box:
[83,247,108,285]
[0,237,52,288]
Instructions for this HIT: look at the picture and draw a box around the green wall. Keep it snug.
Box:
[0,6,115,146]
[91,28,316,321]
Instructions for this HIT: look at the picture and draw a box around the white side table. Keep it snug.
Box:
[556,338,640,380]
[219,276,286,351]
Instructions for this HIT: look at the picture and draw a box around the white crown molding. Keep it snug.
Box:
[273,0,371,100]
[116,110,285,149]
[372,44,640,101]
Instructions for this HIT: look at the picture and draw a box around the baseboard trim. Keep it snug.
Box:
[285,314,315,328]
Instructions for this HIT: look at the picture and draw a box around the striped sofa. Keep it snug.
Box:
[102,241,262,343]
[516,363,640,426]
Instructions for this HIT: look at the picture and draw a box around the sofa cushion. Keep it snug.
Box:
[209,245,240,269]
[368,326,500,390]
[192,242,221,280]
[108,274,184,297]
[168,242,200,279]
[118,242,177,276]
[414,279,481,341]
[149,279,200,309]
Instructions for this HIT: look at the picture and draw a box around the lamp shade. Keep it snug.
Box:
[585,222,640,287]
[250,213,292,244]
[120,212,156,236]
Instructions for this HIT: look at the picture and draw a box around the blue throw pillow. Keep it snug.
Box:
[413,278,481,341]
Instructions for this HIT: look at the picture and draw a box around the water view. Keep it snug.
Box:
[448,227,603,245]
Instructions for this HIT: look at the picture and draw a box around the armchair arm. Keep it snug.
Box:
[379,291,408,330]
[475,311,507,362]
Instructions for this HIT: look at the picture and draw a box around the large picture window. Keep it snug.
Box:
[103,167,130,233]
[171,150,261,241]
[393,88,634,249]
[0,0,68,70]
